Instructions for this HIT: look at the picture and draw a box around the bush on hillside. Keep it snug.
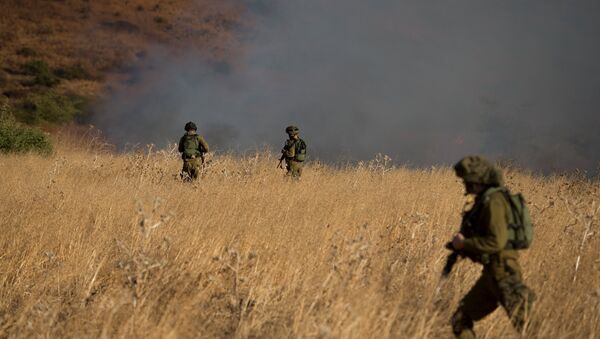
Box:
[70,94,93,123]
[18,90,85,124]
[0,104,52,155]
[16,47,38,57]
[20,60,60,87]
[54,63,94,80]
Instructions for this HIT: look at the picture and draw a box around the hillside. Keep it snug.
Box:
[0,0,244,124]
[0,139,598,338]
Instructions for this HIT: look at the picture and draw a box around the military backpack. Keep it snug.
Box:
[483,187,534,250]
[182,134,204,159]
[294,139,307,162]
[503,190,534,249]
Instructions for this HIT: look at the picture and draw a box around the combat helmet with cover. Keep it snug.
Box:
[185,121,197,131]
[285,125,299,135]
[454,155,504,186]
[454,155,533,250]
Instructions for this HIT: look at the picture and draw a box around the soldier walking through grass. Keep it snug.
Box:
[448,155,536,339]
[278,125,307,178]
[178,121,209,181]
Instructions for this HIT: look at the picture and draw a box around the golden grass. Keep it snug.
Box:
[0,140,599,338]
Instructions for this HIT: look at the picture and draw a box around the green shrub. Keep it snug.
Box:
[0,104,53,155]
[54,63,94,80]
[16,47,38,57]
[19,91,81,124]
[20,60,60,87]
[68,94,93,122]
[20,60,48,75]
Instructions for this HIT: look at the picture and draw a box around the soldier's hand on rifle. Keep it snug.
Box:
[452,233,465,250]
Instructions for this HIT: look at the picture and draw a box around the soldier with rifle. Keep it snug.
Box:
[444,155,536,339]
[278,125,307,178]
[178,121,209,181]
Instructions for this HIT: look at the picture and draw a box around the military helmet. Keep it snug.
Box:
[184,121,197,131]
[285,125,299,135]
[454,155,504,186]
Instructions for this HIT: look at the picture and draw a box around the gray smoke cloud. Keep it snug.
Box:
[94,0,600,173]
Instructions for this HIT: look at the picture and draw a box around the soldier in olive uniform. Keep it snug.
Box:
[178,122,209,181]
[449,156,536,339]
[278,125,307,178]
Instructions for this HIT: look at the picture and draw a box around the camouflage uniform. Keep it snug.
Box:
[451,156,536,339]
[282,139,304,178]
[178,123,209,180]
[280,126,306,178]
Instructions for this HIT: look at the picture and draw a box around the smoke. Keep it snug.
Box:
[94,0,600,173]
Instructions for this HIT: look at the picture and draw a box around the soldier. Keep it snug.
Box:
[449,155,536,339]
[278,125,307,178]
[178,121,209,181]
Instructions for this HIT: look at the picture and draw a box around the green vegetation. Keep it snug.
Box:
[20,60,60,87]
[0,103,52,155]
[16,47,38,57]
[55,63,94,80]
[11,59,93,125]
[17,90,89,124]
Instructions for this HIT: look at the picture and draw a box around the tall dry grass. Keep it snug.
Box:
[0,140,599,338]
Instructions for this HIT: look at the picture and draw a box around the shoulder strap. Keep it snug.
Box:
[484,187,525,227]
[481,186,506,203]
[467,187,505,218]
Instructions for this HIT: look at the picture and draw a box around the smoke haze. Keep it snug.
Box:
[95,0,600,173]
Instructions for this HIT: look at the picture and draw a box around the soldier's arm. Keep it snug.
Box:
[462,193,509,254]
[198,136,209,153]
[178,136,184,153]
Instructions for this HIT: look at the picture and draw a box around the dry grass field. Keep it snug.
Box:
[0,135,599,338]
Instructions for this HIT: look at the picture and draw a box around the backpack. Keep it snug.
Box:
[294,139,307,161]
[182,134,200,158]
[483,187,534,250]
[503,191,534,249]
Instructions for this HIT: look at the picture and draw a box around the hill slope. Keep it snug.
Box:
[0,0,244,110]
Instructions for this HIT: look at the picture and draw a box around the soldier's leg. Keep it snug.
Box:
[190,158,201,180]
[497,259,536,334]
[451,273,499,339]
[181,160,192,181]
[290,161,303,178]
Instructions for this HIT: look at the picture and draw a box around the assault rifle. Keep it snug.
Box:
[442,200,477,278]
[277,155,285,169]
[442,242,460,278]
